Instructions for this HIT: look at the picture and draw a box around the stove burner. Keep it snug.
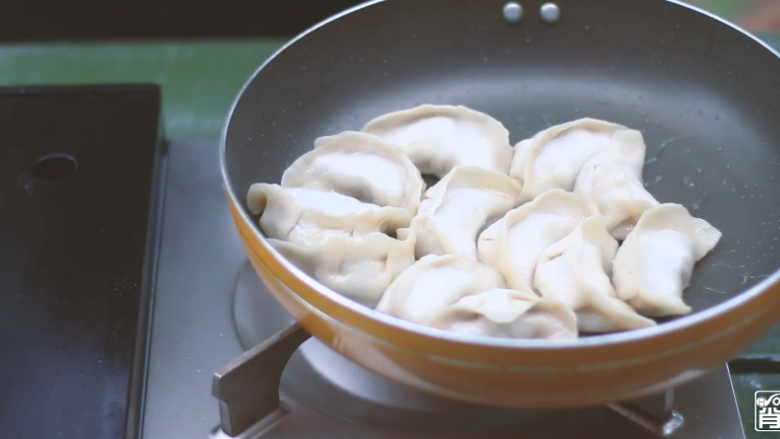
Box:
[214,261,746,439]
[230,263,538,435]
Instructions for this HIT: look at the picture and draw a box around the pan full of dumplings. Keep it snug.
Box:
[221,0,780,409]
[231,104,755,408]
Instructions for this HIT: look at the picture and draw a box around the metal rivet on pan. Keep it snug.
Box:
[540,2,561,24]
[502,2,523,24]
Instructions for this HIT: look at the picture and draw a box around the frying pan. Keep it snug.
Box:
[221,0,780,408]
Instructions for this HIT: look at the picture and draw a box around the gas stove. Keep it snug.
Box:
[0,86,746,439]
[148,133,746,439]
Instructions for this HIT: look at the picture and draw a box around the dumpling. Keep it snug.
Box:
[247,183,412,246]
[575,129,659,240]
[270,231,416,308]
[405,166,522,260]
[362,104,513,178]
[376,254,506,324]
[478,189,600,292]
[510,118,626,201]
[427,288,578,339]
[534,216,657,333]
[281,131,424,213]
[612,204,722,317]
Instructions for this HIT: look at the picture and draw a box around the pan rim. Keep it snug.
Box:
[220,0,780,349]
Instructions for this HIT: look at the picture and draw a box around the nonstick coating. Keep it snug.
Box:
[224,0,780,326]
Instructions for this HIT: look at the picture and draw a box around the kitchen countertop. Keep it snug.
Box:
[1,34,778,436]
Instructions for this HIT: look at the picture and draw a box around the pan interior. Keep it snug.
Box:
[224,0,780,320]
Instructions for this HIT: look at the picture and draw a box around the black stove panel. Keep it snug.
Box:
[0,85,164,439]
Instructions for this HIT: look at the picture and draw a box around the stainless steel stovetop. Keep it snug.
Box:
[141,139,745,439]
